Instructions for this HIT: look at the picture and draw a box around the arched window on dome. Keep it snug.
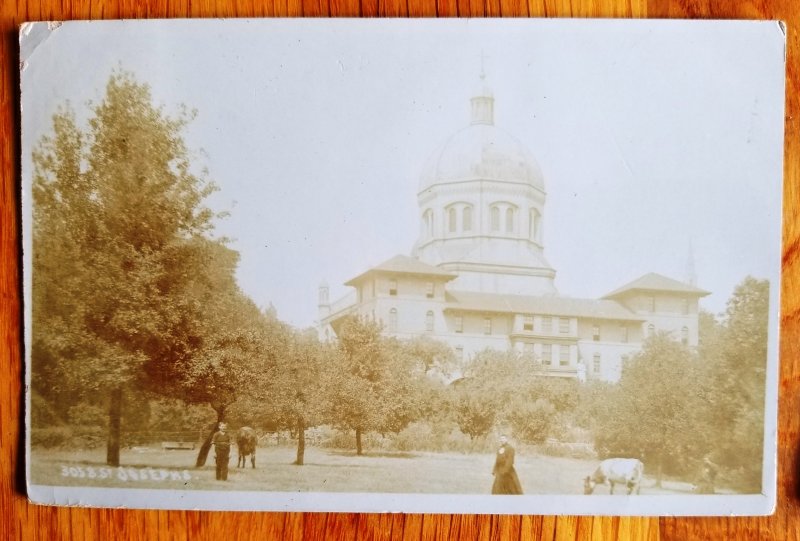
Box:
[423,209,433,237]
[463,206,473,232]
[506,207,515,233]
[530,208,541,241]
[448,207,457,233]
[491,206,500,232]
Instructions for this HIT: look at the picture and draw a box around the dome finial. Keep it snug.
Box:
[471,54,494,125]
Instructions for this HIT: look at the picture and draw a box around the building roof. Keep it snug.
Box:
[344,254,456,286]
[418,76,544,193]
[443,290,645,321]
[602,272,711,299]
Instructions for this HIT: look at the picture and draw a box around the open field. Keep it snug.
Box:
[29,445,720,495]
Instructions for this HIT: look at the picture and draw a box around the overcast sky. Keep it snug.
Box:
[21,19,786,328]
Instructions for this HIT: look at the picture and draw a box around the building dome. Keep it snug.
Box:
[419,123,545,193]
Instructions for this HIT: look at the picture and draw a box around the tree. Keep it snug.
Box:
[592,333,705,486]
[258,329,336,465]
[32,71,230,466]
[330,316,423,455]
[449,350,574,444]
[705,277,770,491]
[403,336,458,379]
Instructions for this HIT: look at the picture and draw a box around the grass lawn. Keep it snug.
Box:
[29,445,703,495]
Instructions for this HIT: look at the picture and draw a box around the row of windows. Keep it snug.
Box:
[387,309,436,333]
[521,343,571,366]
[521,315,571,334]
[422,205,541,239]
[642,296,691,315]
[387,279,434,298]
[526,346,602,374]
[647,324,690,345]
[386,310,689,345]
[454,315,494,335]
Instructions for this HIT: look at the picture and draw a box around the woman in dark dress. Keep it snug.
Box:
[492,435,524,494]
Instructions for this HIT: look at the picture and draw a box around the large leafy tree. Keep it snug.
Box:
[255,329,337,465]
[705,277,770,491]
[330,316,423,455]
[451,350,572,444]
[592,333,704,485]
[32,71,234,466]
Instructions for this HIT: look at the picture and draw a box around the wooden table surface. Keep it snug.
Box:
[2,0,798,539]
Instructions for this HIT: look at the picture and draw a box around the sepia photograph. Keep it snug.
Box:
[21,18,784,515]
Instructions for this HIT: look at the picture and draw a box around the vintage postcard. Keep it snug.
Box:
[21,19,785,515]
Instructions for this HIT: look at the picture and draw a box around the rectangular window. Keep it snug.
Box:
[425,311,434,332]
[426,282,434,298]
[542,316,553,333]
[559,345,570,366]
[484,318,492,335]
[541,344,552,365]
[620,325,628,343]
[389,279,397,296]
[455,316,463,333]
[592,324,600,341]
[523,315,534,332]
[646,296,655,312]
[523,343,534,355]
[682,298,690,315]
[559,317,570,334]
[593,354,601,374]
[455,346,464,361]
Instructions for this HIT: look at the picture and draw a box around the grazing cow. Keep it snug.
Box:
[584,458,643,495]
[236,427,258,468]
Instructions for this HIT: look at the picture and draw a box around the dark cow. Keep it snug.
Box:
[584,458,643,495]
[236,427,258,468]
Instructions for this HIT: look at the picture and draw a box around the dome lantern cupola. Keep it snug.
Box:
[470,72,494,125]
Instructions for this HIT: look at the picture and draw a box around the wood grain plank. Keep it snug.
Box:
[400,513,423,540]
[435,0,458,16]
[519,515,542,539]
[541,514,557,540]
[554,515,578,541]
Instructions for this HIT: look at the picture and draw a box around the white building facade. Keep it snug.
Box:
[318,76,709,383]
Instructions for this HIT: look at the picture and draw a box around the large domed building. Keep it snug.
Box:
[412,74,556,297]
[317,75,708,383]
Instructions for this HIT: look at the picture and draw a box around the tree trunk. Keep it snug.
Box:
[294,418,306,466]
[356,427,363,456]
[106,387,122,467]
[196,404,226,468]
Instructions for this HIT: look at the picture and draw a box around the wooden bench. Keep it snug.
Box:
[161,441,196,450]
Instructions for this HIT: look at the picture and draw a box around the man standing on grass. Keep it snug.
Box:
[212,423,232,481]
[492,435,523,494]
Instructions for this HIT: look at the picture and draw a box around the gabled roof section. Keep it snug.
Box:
[444,290,645,321]
[602,272,711,299]
[344,255,456,286]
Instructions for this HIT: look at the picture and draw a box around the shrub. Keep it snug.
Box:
[30,426,73,448]
[30,392,65,428]
[67,403,106,427]
[506,398,557,444]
